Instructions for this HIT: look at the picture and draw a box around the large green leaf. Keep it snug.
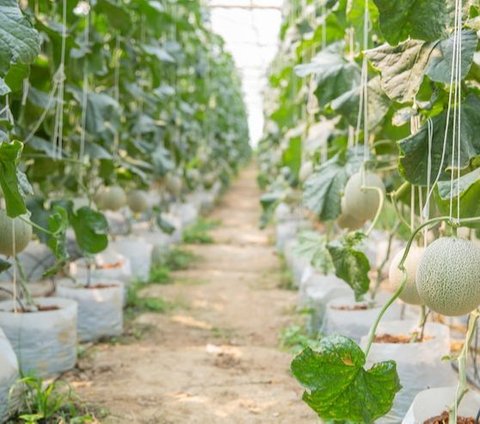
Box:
[294,231,334,275]
[282,134,302,180]
[96,0,132,32]
[295,44,361,107]
[373,0,453,45]
[330,77,390,128]
[366,40,434,103]
[291,337,401,423]
[304,148,363,221]
[70,207,109,254]
[327,231,371,300]
[425,30,478,84]
[399,95,480,185]
[0,140,27,217]
[0,0,40,75]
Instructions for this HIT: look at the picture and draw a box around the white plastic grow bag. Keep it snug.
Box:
[160,213,183,244]
[323,294,401,342]
[276,220,310,254]
[0,327,19,423]
[56,279,123,342]
[360,321,456,423]
[70,250,132,285]
[402,386,480,424]
[104,210,129,236]
[0,298,77,377]
[170,202,199,228]
[300,273,351,331]
[110,236,153,282]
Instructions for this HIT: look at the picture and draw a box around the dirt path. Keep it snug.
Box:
[71,166,317,423]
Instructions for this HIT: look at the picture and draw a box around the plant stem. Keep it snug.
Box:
[365,186,385,237]
[18,216,55,237]
[450,310,480,423]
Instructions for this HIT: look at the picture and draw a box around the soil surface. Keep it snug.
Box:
[68,166,316,423]
[423,411,476,424]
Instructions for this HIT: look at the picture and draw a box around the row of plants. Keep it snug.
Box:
[261,0,480,422]
[0,0,248,422]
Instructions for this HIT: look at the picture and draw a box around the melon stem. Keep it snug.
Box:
[365,186,385,237]
[450,310,480,423]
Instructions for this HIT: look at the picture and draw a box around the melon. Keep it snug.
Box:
[389,245,425,305]
[0,210,33,256]
[127,190,149,214]
[95,186,127,211]
[337,198,365,230]
[416,237,480,316]
[166,175,182,196]
[342,171,385,222]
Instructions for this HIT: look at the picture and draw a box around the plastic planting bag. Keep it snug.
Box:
[56,279,123,342]
[104,211,129,236]
[300,273,351,331]
[403,386,480,423]
[360,321,457,423]
[70,250,132,285]
[276,220,311,254]
[170,202,199,228]
[0,298,77,377]
[0,327,19,422]
[110,237,153,282]
[323,294,401,342]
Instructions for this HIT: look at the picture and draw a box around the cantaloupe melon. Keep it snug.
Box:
[389,245,425,305]
[342,171,385,222]
[166,175,182,196]
[127,190,149,214]
[337,198,365,230]
[416,237,480,316]
[95,186,127,211]
[0,210,33,256]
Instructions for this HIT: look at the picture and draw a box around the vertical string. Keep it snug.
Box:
[79,4,90,167]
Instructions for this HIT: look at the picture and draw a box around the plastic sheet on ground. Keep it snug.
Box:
[0,298,77,378]
[56,279,123,342]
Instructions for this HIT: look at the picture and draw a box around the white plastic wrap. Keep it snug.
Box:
[160,213,183,243]
[56,279,123,342]
[170,202,199,228]
[402,386,480,424]
[104,210,129,236]
[323,294,401,342]
[360,321,457,423]
[276,220,310,253]
[0,298,77,377]
[300,273,351,331]
[110,236,153,282]
[70,250,132,285]
[0,327,19,422]
[290,255,311,288]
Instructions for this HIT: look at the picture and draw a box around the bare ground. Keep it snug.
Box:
[68,166,317,424]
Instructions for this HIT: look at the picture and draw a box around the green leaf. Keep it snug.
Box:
[44,205,69,277]
[425,30,478,84]
[0,258,11,273]
[366,40,434,103]
[0,0,40,75]
[373,0,453,45]
[0,77,10,96]
[437,168,480,227]
[0,140,27,217]
[4,63,29,92]
[330,77,390,128]
[399,95,480,185]
[291,337,401,423]
[304,148,363,221]
[70,207,109,254]
[282,134,302,180]
[326,232,370,300]
[96,0,132,32]
[294,231,334,275]
[295,43,361,107]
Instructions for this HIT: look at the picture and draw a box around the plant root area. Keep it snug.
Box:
[65,166,316,423]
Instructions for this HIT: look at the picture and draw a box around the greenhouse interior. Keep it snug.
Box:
[1,0,480,423]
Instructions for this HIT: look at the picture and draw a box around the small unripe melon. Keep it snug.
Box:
[416,237,480,316]
[343,171,385,222]
[389,245,425,305]
[96,186,127,211]
[166,175,183,196]
[127,190,149,214]
[0,210,33,256]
